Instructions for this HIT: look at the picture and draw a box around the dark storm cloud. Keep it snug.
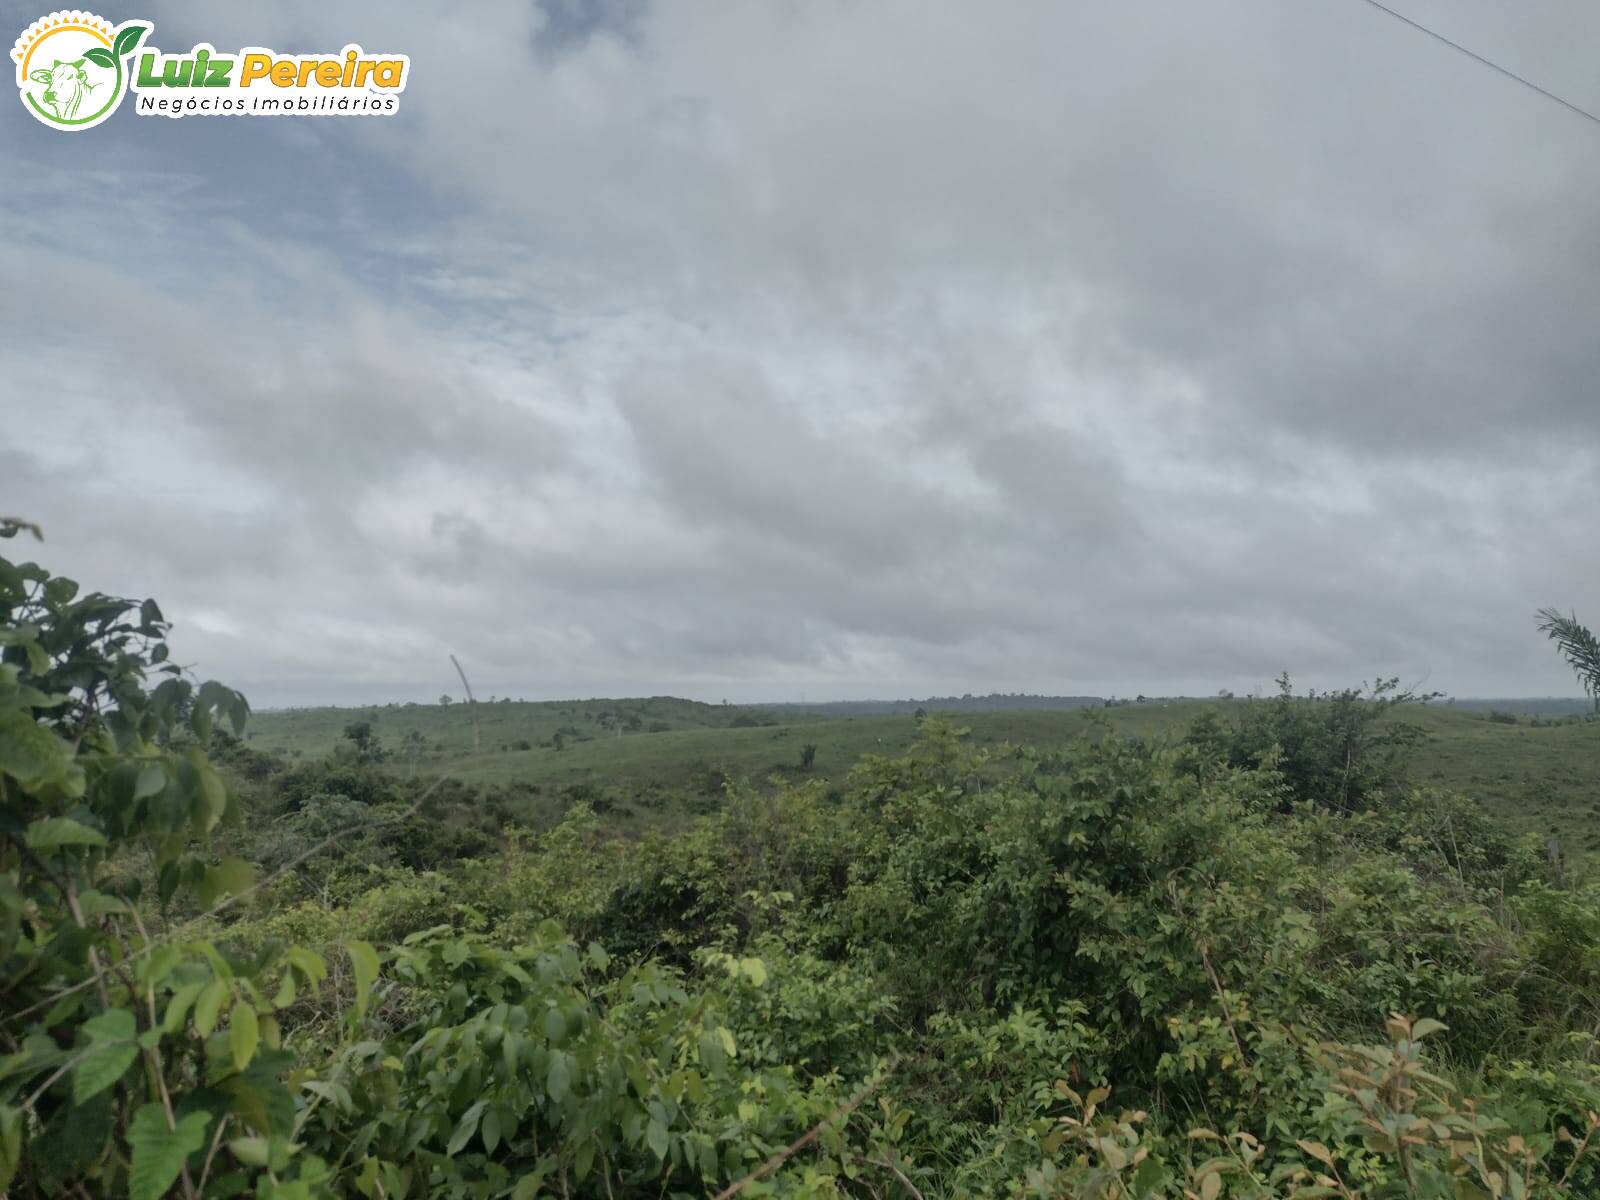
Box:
[5,0,1599,703]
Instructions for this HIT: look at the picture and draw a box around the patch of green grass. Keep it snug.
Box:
[250,697,1600,855]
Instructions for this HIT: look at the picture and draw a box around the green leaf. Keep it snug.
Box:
[127,1104,211,1200]
[133,762,166,801]
[186,750,227,832]
[482,1104,502,1155]
[646,1117,670,1160]
[163,982,205,1033]
[81,1007,135,1043]
[228,693,250,736]
[286,947,326,983]
[22,640,49,676]
[83,46,114,68]
[0,710,83,796]
[347,941,379,1022]
[543,1006,565,1042]
[0,1105,21,1194]
[76,889,127,918]
[1130,1155,1171,1195]
[0,1037,64,1085]
[223,1050,297,1136]
[230,1003,259,1072]
[511,1166,552,1200]
[446,1100,486,1156]
[24,816,104,851]
[113,23,149,60]
[194,978,229,1037]
[228,1136,270,1167]
[73,1010,139,1103]
[546,1051,571,1103]
[141,944,183,988]
[302,1079,352,1113]
[73,1037,137,1104]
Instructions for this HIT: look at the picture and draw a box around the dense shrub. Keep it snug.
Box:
[0,546,331,1197]
[1184,674,1433,811]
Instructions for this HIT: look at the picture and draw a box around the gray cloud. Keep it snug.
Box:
[4,0,1599,705]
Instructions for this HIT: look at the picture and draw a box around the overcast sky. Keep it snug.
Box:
[5,0,1599,707]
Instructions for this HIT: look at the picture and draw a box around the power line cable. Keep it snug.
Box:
[1351,0,1600,128]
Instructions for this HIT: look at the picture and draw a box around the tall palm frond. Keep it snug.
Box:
[1535,607,1600,709]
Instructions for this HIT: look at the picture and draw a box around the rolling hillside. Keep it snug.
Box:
[247,696,1600,852]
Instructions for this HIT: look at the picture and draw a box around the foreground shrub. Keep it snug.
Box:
[299,924,904,1198]
[0,545,332,1197]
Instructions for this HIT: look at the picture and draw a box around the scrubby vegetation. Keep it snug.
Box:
[7,545,1600,1198]
[246,689,1600,864]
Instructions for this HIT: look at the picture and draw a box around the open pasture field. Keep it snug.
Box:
[249,696,1600,852]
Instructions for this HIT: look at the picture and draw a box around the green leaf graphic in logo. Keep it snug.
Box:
[112,24,147,61]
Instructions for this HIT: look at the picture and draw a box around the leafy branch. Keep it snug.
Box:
[1536,607,1600,712]
[3,779,441,1030]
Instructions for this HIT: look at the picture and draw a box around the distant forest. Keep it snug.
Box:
[1446,696,1597,715]
[758,692,1598,718]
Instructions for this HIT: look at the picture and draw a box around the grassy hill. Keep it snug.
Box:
[248,696,1600,854]
[245,695,823,759]
[753,692,1103,716]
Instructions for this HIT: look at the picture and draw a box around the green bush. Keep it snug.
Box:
[1184,674,1433,811]
[0,546,333,1197]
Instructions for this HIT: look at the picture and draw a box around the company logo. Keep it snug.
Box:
[12,11,410,130]
[11,11,147,129]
